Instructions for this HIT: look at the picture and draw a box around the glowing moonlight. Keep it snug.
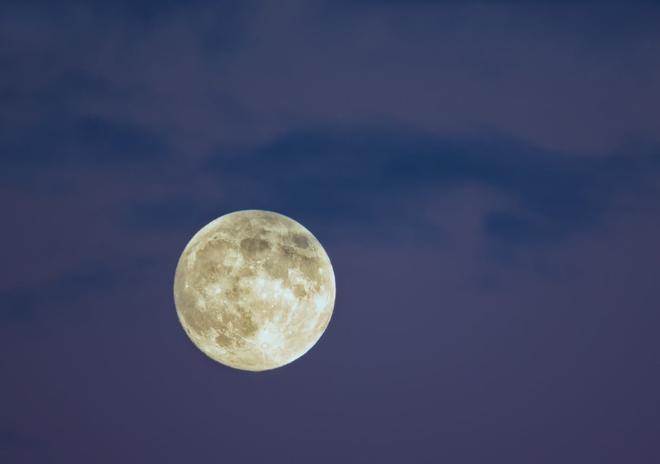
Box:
[173,210,335,371]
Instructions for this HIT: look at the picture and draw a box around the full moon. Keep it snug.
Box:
[173,210,336,371]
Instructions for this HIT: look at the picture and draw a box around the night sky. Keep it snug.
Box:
[2,1,660,462]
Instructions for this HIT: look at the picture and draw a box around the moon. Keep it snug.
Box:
[173,210,336,371]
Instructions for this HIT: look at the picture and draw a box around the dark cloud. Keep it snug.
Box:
[2,0,660,165]
[203,129,660,242]
[0,260,139,325]
[4,116,166,165]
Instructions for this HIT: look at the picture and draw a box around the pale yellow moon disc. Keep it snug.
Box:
[173,210,336,371]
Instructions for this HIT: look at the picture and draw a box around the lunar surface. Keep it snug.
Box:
[173,210,336,371]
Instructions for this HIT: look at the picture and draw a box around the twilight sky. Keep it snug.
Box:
[2,1,660,462]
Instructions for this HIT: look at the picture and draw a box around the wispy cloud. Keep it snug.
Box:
[124,128,660,243]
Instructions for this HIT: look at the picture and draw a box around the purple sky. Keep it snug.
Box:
[2,1,660,463]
